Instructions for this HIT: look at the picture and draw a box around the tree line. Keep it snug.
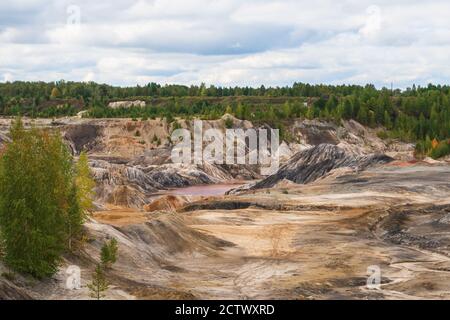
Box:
[1,81,450,158]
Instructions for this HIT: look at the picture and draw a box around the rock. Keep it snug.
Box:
[108,100,146,109]
[90,159,227,208]
[0,132,10,148]
[0,280,33,300]
[278,142,293,163]
[438,214,450,225]
[64,124,101,155]
[252,144,393,189]
[423,157,444,165]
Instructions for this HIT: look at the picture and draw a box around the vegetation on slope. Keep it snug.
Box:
[1,81,450,158]
[0,118,95,278]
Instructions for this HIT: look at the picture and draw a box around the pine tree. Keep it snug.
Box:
[342,99,353,120]
[384,111,393,129]
[87,264,109,300]
[100,238,118,269]
[369,111,376,128]
[199,83,207,97]
[357,105,369,125]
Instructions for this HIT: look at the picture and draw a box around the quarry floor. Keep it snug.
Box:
[60,164,450,300]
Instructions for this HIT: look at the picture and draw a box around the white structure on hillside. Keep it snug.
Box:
[108,100,146,109]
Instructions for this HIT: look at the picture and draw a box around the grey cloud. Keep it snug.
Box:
[1,0,450,88]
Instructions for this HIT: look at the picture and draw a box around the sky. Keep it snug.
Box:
[1,0,450,88]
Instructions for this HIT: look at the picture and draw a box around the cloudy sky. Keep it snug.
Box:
[1,0,450,88]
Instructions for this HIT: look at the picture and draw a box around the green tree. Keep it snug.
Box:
[100,238,118,269]
[306,106,315,120]
[50,87,61,99]
[369,111,376,128]
[0,118,74,278]
[198,83,207,97]
[384,111,393,129]
[430,140,450,159]
[236,103,244,119]
[224,117,233,129]
[224,105,233,115]
[87,264,109,300]
[357,104,369,125]
[325,95,338,111]
[67,182,82,251]
[282,102,291,119]
[75,151,95,214]
[342,99,353,120]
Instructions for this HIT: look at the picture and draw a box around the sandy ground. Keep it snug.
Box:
[94,206,148,227]
[82,165,450,299]
[14,163,450,300]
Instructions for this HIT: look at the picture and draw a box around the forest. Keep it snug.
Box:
[1,81,450,158]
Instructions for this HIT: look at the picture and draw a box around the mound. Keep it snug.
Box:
[252,144,393,189]
[144,195,191,212]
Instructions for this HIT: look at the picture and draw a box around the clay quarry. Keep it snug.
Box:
[1,116,450,300]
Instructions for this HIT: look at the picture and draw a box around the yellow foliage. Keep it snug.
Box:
[75,151,95,215]
[50,87,61,99]
[432,138,439,149]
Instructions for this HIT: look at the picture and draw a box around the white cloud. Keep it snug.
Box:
[1,0,450,88]
[3,73,13,82]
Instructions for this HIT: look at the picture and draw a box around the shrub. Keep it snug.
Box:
[430,141,450,159]
[224,117,233,129]
[377,130,389,140]
[101,238,118,269]
[87,264,109,300]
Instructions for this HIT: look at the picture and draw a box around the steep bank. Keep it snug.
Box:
[0,117,412,209]
[252,144,393,189]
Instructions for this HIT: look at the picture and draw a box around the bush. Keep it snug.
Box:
[377,130,389,140]
[224,117,233,129]
[101,238,118,269]
[430,141,450,159]
[171,121,181,131]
